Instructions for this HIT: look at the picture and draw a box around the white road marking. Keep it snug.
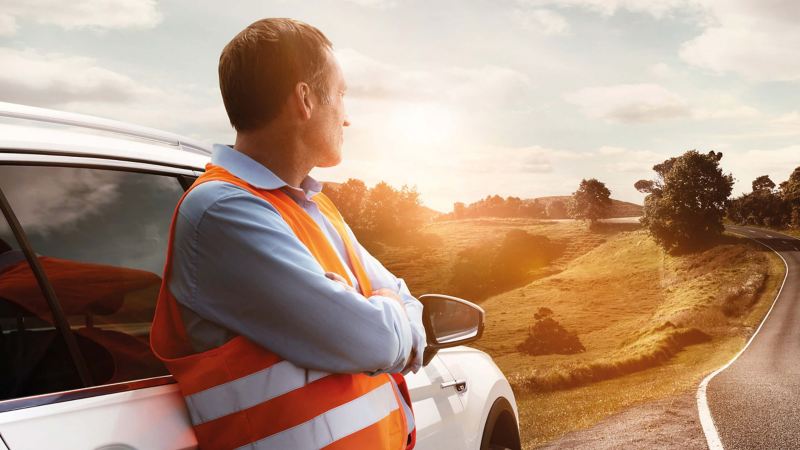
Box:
[697,229,794,450]
[765,234,774,238]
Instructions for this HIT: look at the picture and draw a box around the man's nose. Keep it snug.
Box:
[343,116,351,127]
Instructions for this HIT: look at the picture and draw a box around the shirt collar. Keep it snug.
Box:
[211,144,323,200]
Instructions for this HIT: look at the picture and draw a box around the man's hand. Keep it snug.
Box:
[371,287,407,318]
[326,271,418,372]
[402,348,417,373]
[324,271,356,292]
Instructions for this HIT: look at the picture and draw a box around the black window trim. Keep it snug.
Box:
[0,160,195,411]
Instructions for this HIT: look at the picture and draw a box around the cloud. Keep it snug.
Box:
[0,14,18,36]
[336,48,532,108]
[457,145,583,175]
[724,147,800,194]
[0,46,230,143]
[679,1,800,81]
[0,47,157,106]
[1,166,120,234]
[518,0,702,19]
[692,105,760,120]
[341,0,399,8]
[564,83,692,123]
[1,0,162,35]
[595,146,667,172]
[513,8,570,35]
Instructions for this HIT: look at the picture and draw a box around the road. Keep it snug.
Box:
[699,225,800,449]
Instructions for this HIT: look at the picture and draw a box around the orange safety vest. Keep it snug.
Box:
[151,164,416,450]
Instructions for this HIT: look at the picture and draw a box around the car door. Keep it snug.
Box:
[0,161,198,450]
[406,354,467,449]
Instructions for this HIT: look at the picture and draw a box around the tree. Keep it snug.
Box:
[752,175,776,193]
[636,150,733,252]
[520,199,546,218]
[546,200,568,219]
[729,174,790,228]
[453,202,466,219]
[780,167,800,228]
[568,179,612,227]
[324,178,367,232]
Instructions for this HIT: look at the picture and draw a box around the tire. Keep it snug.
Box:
[479,397,521,450]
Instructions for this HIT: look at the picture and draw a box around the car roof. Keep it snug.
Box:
[0,102,212,170]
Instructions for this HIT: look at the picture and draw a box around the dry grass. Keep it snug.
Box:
[374,218,785,448]
[372,218,619,297]
[518,251,784,448]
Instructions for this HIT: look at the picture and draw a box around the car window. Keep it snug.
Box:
[0,208,88,400]
[0,165,185,397]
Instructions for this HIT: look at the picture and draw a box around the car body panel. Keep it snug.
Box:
[437,347,518,450]
[0,123,209,170]
[0,383,196,450]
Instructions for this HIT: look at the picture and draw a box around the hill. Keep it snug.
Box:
[371,218,783,448]
[532,195,643,218]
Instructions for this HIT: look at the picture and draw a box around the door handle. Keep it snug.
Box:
[440,379,467,393]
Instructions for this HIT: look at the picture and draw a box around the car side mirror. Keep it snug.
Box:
[419,294,485,366]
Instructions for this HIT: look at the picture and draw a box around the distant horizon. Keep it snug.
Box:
[323,177,645,214]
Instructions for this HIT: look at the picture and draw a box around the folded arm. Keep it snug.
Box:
[169,182,413,374]
[341,222,427,374]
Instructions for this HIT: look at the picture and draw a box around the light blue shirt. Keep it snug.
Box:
[168,144,424,431]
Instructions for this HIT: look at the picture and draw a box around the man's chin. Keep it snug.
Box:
[318,153,343,168]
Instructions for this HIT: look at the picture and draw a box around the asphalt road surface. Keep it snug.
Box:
[702,225,800,449]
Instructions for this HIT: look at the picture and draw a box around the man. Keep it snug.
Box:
[150,18,425,450]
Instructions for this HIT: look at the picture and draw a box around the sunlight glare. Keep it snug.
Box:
[388,103,456,147]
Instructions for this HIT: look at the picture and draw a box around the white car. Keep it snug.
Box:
[0,102,519,450]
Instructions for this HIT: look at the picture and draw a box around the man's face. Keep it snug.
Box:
[309,50,350,168]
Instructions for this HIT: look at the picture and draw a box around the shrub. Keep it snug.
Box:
[518,307,585,356]
[449,230,564,301]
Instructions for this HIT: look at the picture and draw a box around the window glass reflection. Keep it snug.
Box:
[1,218,84,399]
[0,166,184,392]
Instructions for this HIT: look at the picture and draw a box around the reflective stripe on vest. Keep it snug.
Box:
[185,360,330,425]
[151,163,414,450]
[239,380,401,450]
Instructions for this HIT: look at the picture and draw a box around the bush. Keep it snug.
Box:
[517,307,585,356]
[449,230,564,301]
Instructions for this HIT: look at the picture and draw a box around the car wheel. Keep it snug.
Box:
[479,397,521,450]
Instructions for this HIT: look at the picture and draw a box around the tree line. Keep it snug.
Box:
[727,169,800,229]
[324,151,799,255]
[447,196,569,220]
[323,178,427,245]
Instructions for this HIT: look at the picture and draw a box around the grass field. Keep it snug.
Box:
[372,218,784,448]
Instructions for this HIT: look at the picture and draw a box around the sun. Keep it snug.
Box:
[388,103,456,147]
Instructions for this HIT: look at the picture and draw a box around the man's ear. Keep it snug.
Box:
[293,81,314,121]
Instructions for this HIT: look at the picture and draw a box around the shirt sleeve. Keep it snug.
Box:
[342,222,427,374]
[171,183,413,374]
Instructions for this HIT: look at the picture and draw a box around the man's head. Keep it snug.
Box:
[219,18,349,167]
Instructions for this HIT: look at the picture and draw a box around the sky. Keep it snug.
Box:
[1,0,799,211]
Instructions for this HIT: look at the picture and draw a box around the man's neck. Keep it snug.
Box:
[233,127,313,188]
